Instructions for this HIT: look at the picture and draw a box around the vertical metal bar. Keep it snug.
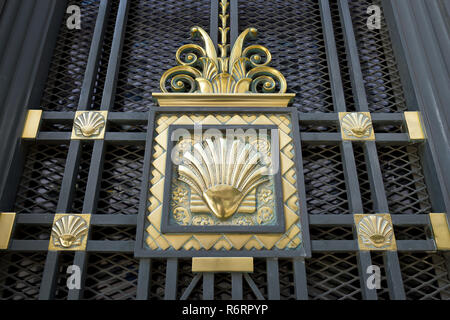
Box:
[383,251,406,299]
[231,273,243,300]
[136,258,152,300]
[357,251,378,300]
[210,0,218,48]
[337,0,369,111]
[318,0,346,112]
[230,0,239,47]
[293,258,308,300]
[67,251,88,300]
[164,258,178,300]
[338,0,406,299]
[38,251,59,300]
[266,258,280,300]
[202,273,215,300]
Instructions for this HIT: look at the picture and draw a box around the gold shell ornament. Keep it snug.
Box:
[341,112,373,139]
[51,215,89,249]
[178,137,270,219]
[357,215,394,248]
[73,111,106,138]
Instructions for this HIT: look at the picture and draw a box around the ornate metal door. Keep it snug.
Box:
[0,0,449,300]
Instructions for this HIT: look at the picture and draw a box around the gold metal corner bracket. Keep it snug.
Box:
[71,111,108,140]
[339,112,375,141]
[429,213,450,251]
[192,257,254,272]
[354,213,397,251]
[0,212,16,250]
[404,111,426,141]
[22,110,43,139]
[48,214,91,251]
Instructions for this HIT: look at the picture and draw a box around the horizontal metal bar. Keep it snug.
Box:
[86,240,135,252]
[15,214,54,224]
[298,112,339,122]
[108,112,149,122]
[311,240,358,251]
[9,240,48,251]
[370,113,405,122]
[90,214,137,225]
[374,133,410,143]
[300,132,341,143]
[309,214,431,226]
[42,111,75,120]
[104,132,147,141]
[396,240,436,251]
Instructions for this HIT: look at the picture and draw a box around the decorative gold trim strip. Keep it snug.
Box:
[71,111,108,140]
[339,112,375,141]
[354,214,397,251]
[192,257,254,272]
[48,214,91,251]
[152,93,295,107]
[404,111,425,140]
[429,213,450,251]
[0,213,16,249]
[21,110,42,139]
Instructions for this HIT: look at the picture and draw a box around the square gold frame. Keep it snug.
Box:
[48,214,91,251]
[354,213,397,251]
[339,112,375,141]
[145,113,303,253]
[71,111,108,140]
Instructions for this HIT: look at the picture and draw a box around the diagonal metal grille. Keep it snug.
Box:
[377,145,432,214]
[302,145,349,214]
[83,253,138,300]
[306,252,362,300]
[113,0,210,112]
[399,253,450,300]
[348,0,407,113]
[14,144,69,214]
[40,0,100,111]
[239,0,333,112]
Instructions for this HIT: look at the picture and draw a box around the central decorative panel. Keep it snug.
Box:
[135,109,310,258]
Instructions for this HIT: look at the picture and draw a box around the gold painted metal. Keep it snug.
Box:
[178,137,269,219]
[49,214,91,251]
[154,0,293,106]
[192,257,254,272]
[0,213,16,250]
[339,112,375,141]
[429,213,450,250]
[21,110,42,139]
[404,111,425,141]
[152,93,295,107]
[146,113,301,251]
[354,214,397,251]
[71,111,107,140]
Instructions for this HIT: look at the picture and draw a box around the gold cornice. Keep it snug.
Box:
[152,93,295,107]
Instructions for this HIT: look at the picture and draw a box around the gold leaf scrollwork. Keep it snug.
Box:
[159,19,287,93]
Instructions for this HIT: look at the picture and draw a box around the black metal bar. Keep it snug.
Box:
[383,251,406,299]
[202,273,214,300]
[67,251,88,300]
[357,251,378,300]
[230,0,239,47]
[319,0,346,112]
[136,258,151,300]
[341,141,363,213]
[293,258,308,300]
[363,142,389,213]
[210,0,218,48]
[311,240,358,252]
[266,258,280,300]
[243,273,264,300]
[38,250,60,300]
[231,273,243,300]
[164,258,178,300]
[86,240,135,252]
[309,214,430,226]
[180,273,202,300]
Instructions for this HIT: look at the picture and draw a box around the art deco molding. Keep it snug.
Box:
[153,0,294,107]
[142,111,305,256]
[49,214,91,251]
[339,112,375,141]
[354,214,396,251]
[71,111,108,140]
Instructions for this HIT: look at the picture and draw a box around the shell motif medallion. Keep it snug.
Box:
[341,112,373,139]
[357,215,394,248]
[73,111,106,138]
[51,215,89,249]
[178,137,270,220]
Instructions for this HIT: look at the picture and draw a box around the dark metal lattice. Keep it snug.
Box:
[239,0,333,112]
